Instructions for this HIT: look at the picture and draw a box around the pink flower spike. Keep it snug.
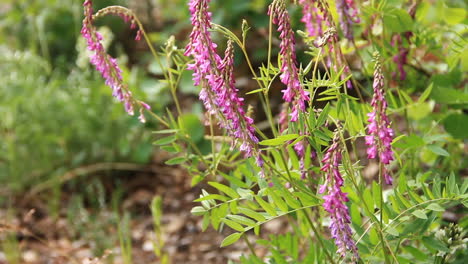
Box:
[81,1,150,123]
[269,0,309,123]
[320,131,359,260]
[365,53,395,185]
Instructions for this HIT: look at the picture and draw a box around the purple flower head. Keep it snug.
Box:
[336,0,360,41]
[184,0,222,116]
[81,0,150,121]
[217,41,263,167]
[365,53,394,185]
[185,0,263,169]
[320,131,359,260]
[269,0,309,122]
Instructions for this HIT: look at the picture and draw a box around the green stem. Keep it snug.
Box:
[304,209,337,264]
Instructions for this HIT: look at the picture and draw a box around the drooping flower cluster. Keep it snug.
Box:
[269,0,309,122]
[365,54,394,185]
[93,5,143,41]
[81,0,149,122]
[217,41,263,167]
[320,131,359,259]
[185,0,263,167]
[336,0,360,41]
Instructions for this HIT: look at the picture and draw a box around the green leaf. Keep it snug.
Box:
[363,188,374,210]
[195,194,229,202]
[350,203,362,226]
[404,246,428,261]
[268,190,289,212]
[226,215,256,227]
[422,236,450,253]
[238,207,266,222]
[443,7,466,25]
[222,218,245,232]
[408,102,433,120]
[294,192,320,207]
[316,103,330,127]
[255,196,277,216]
[208,182,240,199]
[384,9,414,33]
[202,213,210,231]
[154,135,176,145]
[372,181,382,210]
[447,173,457,195]
[443,114,468,139]
[230,200,239,214]
[179,114,204,143]
[221,232,242,247]
[427,145,450,157]
[426,203,445,212]
[386,226,399,236]
[412,210,427,219]
[277,188,301,209]
[165,156,186,165]
[191,206,207,216]
[418,83,433,103]
[259,134,299,146]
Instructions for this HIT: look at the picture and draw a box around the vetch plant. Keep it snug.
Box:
[80,0,468,263]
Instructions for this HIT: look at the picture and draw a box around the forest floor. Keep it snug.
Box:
[0,151,284,264]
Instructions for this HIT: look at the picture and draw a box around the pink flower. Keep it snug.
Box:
[81,0,149,121]
[365,54,394,185]
[185,0,263,168]
[320,132,359,259]
[269,0,309,122]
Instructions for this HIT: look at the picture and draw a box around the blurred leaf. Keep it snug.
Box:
[259,134,299,146]
[384,9,414,33]
[443,7,466,25]
[165,156,186,165]
[426,203,445,212]
[221,232,242,247]
[412,210,427,219]
[179,114,204,143]
[426,145,450,157]
[443,113,468,139]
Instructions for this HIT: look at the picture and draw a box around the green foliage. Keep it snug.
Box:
[1,0,467,263]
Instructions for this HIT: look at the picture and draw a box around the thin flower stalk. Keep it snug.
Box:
[269,0,309,122]
[184,0,263,168]
[320,131,359,260]
[365,54,394,185]
[81,0,149,122]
